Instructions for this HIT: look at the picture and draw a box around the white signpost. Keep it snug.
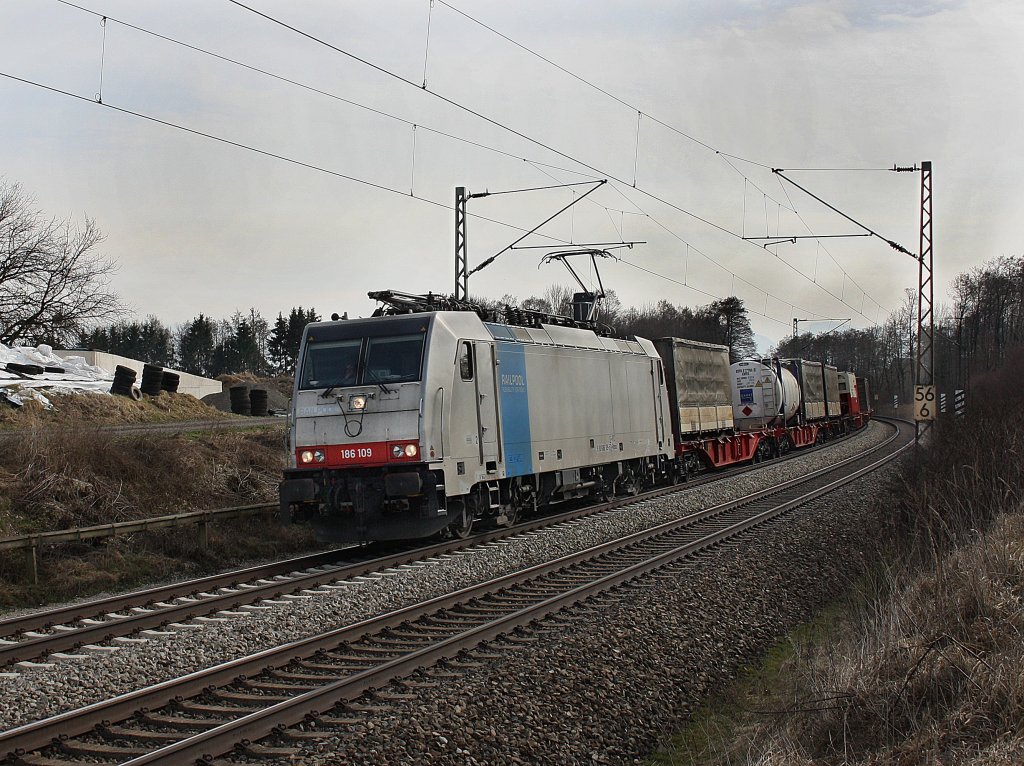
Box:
[914,385,937,421]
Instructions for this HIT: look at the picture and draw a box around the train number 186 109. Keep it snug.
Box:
[340,447,374,459]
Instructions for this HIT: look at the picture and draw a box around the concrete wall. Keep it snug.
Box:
[54,350,223,399]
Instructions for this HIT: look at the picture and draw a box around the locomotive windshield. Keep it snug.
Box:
[299,333,425,390]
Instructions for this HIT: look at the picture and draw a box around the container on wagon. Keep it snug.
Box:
[779,358,833,422]
[729,359,800,430]
[838,371,861,416]
[653,337,734,435]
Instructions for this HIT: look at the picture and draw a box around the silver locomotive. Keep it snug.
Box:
[280,292,674,542]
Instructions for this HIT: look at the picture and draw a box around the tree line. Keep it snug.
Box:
[483,284,757,363]
[78,307,320,378]
[773,255,1024,404]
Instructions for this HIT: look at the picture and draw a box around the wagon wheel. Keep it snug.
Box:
[496,503,520,528]
[444,502,475,540]
[498,479,531,527]
[617,466,641,497]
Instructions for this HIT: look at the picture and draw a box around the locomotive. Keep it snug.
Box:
[279,291,870,543]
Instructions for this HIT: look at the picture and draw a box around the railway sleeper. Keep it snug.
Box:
[174,700,251,716]
[8,755,76,766]
[382,625,458,638]
[214,690,294,704]
[241,743,299,758]
[142,712,226,730]
[241,679,319,693]
[97,725,183,743]
[296,659,369,673]
[309,715,365,728]
[271,669,339,682]
[58,739,152,758]
[366,635,433,648]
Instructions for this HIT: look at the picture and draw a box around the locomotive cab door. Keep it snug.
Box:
[653,358,667,449]
[473,341,501,472]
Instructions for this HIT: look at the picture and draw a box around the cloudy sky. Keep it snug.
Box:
[2,0,1022,350]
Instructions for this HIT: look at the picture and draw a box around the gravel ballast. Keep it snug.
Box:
[0,422,894,732]
[287,462,902,766]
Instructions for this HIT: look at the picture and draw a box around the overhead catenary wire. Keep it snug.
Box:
[52,0,895,326]
[426,0,895,321]
[0,70,578,247]
[772,174,889,315]
[526,160,838,326]
[223,0,869,309]
[53,0,603,184]
[95,14,107,103]
[774,169,916,259]
[57,0,887,327]
[436,0,797,214]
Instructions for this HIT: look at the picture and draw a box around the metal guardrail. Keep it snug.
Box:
[1,503,275,584]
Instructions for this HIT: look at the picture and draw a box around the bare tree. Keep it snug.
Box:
[0,180,122,346]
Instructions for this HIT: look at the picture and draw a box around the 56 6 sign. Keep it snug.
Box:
[914,385,937,421]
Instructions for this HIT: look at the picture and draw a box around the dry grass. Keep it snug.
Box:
[653,352,1024,766]
[0,426,320,608]
[0,428,287,536]
[0,390,234,428]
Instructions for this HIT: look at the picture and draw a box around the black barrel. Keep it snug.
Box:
[249,388,269,417]
[111,365,137,397]
[160,371,180,393]
[140,364,164,396]
[5,362,45,375]
[229,385,251,415]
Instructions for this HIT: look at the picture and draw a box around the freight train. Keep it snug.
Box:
[279,291,870,543]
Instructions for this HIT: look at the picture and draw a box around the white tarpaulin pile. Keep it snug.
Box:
[1,343,115,405]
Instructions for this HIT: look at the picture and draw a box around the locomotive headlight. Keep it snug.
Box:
[392,444,404,458]
[313,449,325,463]
[300,450,314,464]
[404,443,418,457]
[350,395,367,410]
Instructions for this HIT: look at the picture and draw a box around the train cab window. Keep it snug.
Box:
[364,334,426,383]
[300,339,361,390]
[459,342,474,381]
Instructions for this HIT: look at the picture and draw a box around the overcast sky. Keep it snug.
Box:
[2,0,1022,350]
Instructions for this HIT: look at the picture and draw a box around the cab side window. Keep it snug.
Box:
[459,342,474,381]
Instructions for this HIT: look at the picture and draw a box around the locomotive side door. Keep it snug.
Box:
[653,358,667,448]
[473,341,501,472]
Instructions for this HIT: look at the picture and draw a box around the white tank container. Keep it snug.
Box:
[730,360,801,430]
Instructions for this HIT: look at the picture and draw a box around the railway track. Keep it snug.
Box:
[0,426,861,668]
[0,418,911,764]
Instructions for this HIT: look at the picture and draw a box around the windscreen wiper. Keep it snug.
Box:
[360,363,395,394]
[319,385,337,398]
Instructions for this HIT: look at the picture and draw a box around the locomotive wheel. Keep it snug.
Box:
[495,504,520,528]
[617,468,640,497]
[445,504,474,539]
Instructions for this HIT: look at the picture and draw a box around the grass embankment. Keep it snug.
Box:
[0,392,318,610]
[654,357,1024,765]
[0,389,235,428]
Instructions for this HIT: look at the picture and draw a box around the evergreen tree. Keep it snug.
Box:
[709,297,756,362]
[268,312,290,374]
[79,316,172,364]
[178,314,216,376]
